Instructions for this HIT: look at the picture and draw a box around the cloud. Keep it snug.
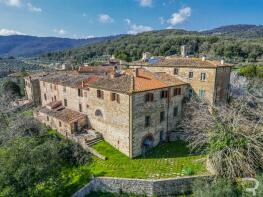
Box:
[125,19,153,34]
[27,3,42,12]
[138,0,152,7]
[1,0,21,7]
[54,29,67,35]
[0,28,25,36]
[167,7,191,26]
[98,14,114,24]
[159,17,165,25]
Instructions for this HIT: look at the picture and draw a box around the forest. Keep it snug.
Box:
[40,29,263,65]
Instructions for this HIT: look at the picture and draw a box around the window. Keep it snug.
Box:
[95,109,103,117]
[174,106,178,117]
[44,93,47,101]
[50,84,52,89]
[160,111,165,123]
[54,96,57,101]
[145,93,154,102]
[43,81,45,87]
[111,93,116,101]
[160,90,168,99]
[199,89,206,98]
[84,92,87,97]
[54,85,57,90]
[174,68,179,75]
[64,99,67,107]
[189,71,194,79]
[59,121,62,127]
[63,86,66,92]
[78,89,83,97]
[145,116,151,127]
[174,88,181,96]
[47,116,49,121]
[79,103,82,112]
[111,93,120,103]
[200,73,206,81]
[97,90,104,99]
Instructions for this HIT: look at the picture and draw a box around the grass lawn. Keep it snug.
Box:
[86,140,207,179]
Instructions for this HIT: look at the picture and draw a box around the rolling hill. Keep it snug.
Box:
[40,25,263,64]
[0,35,122,57]
[203,24,263,38]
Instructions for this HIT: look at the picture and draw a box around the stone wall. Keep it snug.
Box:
[72,175,212,197]
[214,67,231,103]
[39,79,131,157]
[25,78,41,105]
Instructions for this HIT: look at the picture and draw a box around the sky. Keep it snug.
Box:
[0,0,263,38]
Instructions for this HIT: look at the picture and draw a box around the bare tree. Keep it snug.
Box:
[181,80,263,179]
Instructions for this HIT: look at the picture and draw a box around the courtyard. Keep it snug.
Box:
[86,140,207,179]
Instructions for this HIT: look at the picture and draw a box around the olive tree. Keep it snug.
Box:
[181,77,263,179]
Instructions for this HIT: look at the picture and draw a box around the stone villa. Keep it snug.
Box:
[24,52,232,158]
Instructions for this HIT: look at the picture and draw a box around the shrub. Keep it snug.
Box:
[192,178,240,197]
[182,167,194,176]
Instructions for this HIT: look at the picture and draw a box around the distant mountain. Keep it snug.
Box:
[203,24,263,38]
[0,35,122,57]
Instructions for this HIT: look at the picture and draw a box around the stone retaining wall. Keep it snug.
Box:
[72,175,211,197]
[70,136,107,160]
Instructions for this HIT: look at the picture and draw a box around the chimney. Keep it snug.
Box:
[181,45,187,57]
[221,59,225,65]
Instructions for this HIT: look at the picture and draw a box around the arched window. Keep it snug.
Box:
[95,109,103,117]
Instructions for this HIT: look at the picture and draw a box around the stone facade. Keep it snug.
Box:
[131,85,186,157]
[129,60,232,104]
[39,80,131,156]
[25,77,41,105]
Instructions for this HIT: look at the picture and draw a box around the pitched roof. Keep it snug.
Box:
[40,73,100,89]
[89,74,133,93]
[129,57,232,68]
[89,68,188,93]
[78,66,114,74]
[39,105,86,123]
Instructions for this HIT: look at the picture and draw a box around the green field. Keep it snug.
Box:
[87,140,207,179]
